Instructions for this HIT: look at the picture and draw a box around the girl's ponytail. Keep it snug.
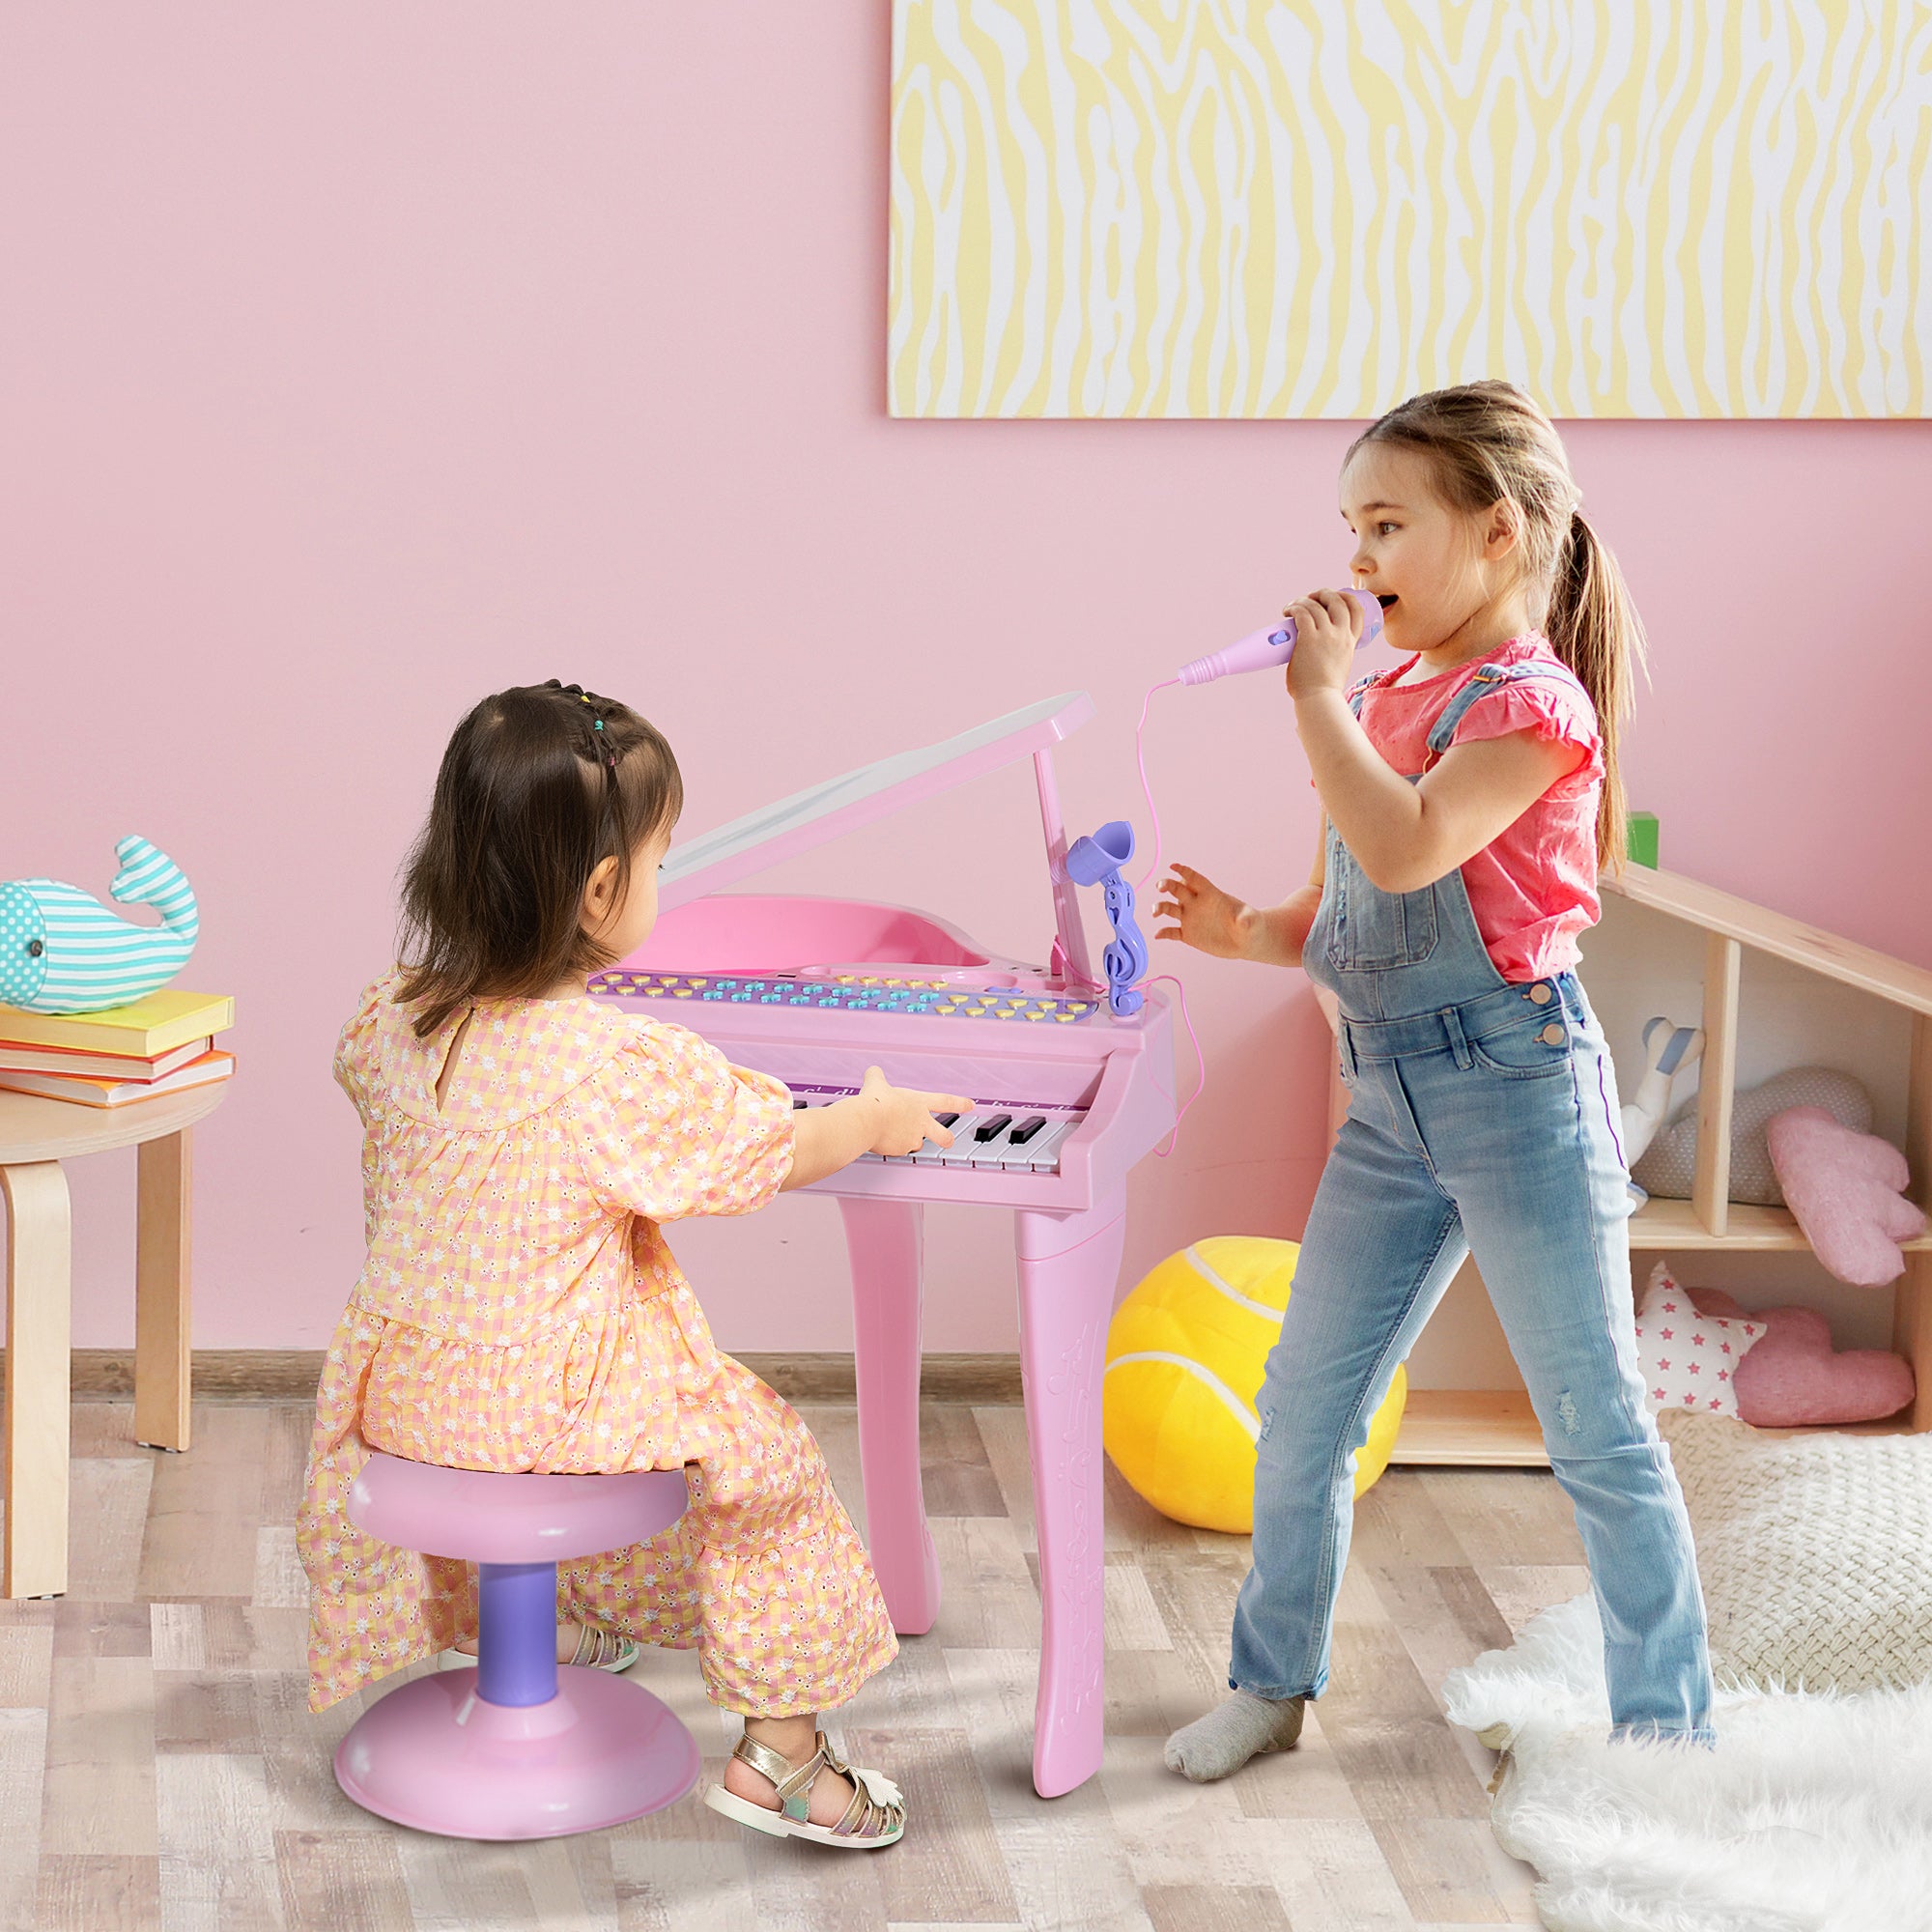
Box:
[1547,510,1647,875]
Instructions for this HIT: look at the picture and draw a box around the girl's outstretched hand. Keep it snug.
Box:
[1282,587,1365,701]
[1154,865,1255,960]
[857,1065,974,1158]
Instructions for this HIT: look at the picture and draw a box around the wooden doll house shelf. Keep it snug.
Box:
[1324,864,1932,1467]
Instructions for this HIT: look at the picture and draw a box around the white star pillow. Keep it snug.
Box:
[1633,1262,1765,1419]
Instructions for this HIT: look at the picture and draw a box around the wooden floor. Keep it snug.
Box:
[2,1396,1588,1932]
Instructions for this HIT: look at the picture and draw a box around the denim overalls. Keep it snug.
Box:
[1229,661,1715,1741]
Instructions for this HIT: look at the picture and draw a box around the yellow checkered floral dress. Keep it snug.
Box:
[297,974,896,1716]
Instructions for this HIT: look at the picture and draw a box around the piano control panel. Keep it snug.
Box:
[787,1084,1084,1174]
[589,969,1102,1025]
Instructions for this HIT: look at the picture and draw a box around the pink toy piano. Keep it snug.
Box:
[588,692,1175,1799]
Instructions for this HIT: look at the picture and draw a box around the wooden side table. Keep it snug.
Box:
[0,1082,228,1598]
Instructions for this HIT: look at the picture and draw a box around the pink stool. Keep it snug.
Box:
[332,1453,700,1840]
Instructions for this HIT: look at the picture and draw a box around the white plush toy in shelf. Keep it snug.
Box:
[1619,1017,1705,1183]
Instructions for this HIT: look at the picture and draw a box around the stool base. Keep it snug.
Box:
[334,1663,700,1840]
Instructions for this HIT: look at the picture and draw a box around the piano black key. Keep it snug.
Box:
[973,1114,1013,1142]
[934,1111,961,1128]
[1007,1115,1048,1146]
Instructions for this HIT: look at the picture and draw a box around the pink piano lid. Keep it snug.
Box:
[658,692,1095,912]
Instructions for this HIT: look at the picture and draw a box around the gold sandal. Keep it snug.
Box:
[438,1622,639,1675]
[567,1623,640,1673]
[703,1730,905,1849]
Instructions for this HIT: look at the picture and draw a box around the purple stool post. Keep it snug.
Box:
[332,1454,699,1840]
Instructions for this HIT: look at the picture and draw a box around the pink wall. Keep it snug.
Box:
[5,6,1928,1355]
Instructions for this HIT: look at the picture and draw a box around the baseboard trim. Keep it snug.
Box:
[43,1349,1025,1406]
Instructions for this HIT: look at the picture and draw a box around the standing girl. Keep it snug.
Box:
[1155,383,1713,1780]
[298,679,970,1847]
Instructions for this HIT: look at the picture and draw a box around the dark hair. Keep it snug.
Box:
[1347,381,1648,873]
[395,681,682,1037]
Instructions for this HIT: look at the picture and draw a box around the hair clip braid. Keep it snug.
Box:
[543,677,620,771]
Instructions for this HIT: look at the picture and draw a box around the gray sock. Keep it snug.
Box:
[1163,1690,1306,1782]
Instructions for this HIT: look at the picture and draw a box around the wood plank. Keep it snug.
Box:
[0,1708,48,1932]
[1476,1565,1594,1639]
[1319,1566,1493,1827]
[138,1406,270,1602]
[1145,1886,1294,1932]
[0,1085,225,1166]
[1899,1250,1932,1436]
[1901,1013,1932,1434]
[1367,1564,1514,1705]
[1388,1392,1548,1468]
[1104,1753,1315,1887]
[1350,1471,1476,1569]
[1691,932,1742,1238]
[913,1405,1006,1518]
[3,1161,71,1600]
[51,1601,150,1662]
[272,1830,414,1932]
[34,1855,160,1932]
[925,1517,1042,1652]
[1418,1472,1586,1570]
[134,1130,193,1453]
[1624,1195,1932,1252]
[994,1811,1158,1932]
[388,1834,546,1931]
[1252,1814,1422,1931]
[0,1600,55,1706]
[1365,1816,1513,1925]
[610,1835,757,1932]
[251,1528,308,1611]
[841,1722,1020,1926]
[63,1461,154,1605]
[155,1752,282,1929]
[1134,1548,1251,1708]
[259,1407,315,1529]
[41,1654,157,1857]
[1602,863,1932,1015]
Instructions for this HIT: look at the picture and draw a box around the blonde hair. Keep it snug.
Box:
[1347,381,1647,873]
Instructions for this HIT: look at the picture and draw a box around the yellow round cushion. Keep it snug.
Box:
[1102,1236,1408,1535]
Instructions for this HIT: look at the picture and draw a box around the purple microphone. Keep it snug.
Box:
[1177,587,1386,686]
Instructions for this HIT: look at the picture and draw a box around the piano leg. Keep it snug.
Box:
[1014,1185,1126,1799]
[841,1197,942,1635]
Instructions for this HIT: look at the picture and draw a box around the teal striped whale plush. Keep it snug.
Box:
[0,836,200,1014]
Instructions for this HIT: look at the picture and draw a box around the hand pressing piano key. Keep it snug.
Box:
[857,1065,975,1160]
[780,1066,974,1190]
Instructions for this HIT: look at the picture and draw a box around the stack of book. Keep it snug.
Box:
[0,989,236,1109]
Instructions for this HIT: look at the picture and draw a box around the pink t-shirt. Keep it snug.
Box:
[1346,634,1605,983]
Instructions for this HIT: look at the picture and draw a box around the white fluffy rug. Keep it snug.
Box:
[1441,1593,1932,1932]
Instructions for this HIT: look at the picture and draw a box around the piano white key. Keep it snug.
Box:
[1019,1118,1080,1173]
[964,1113,1017,1168]
[935,1111,992,1166]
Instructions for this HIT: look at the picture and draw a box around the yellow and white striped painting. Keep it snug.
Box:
[889,1,1932,417]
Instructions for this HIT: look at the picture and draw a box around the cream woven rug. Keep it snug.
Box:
[1442,1593,1932,1932]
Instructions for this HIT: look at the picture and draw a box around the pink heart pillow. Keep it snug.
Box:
[1766,1106,1926,1287]
[1687,1287,1916,1427]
